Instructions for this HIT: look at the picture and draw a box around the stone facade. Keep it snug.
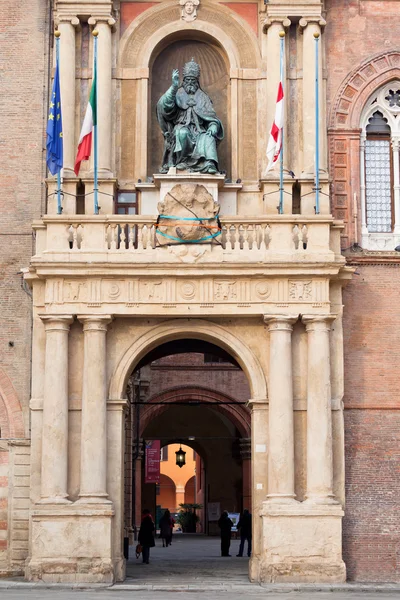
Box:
[0,0,399,586]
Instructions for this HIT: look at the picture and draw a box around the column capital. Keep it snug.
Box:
[247,397,269,409]
[78,315,113,332]
[54,15,80,27]
[88,15,116,28]
[299,16,326,31]
[391,136,400,151]
[263,315,298,331]
[39,315,74,332]
[302,314,335,332]
[263,16,291,34]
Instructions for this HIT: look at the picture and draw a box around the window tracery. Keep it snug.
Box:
[360,81,400,250]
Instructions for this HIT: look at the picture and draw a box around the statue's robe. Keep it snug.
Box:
[157,85,224,173]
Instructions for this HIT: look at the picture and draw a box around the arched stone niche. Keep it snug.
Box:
[118,1,262,182]
[148,35,231,177]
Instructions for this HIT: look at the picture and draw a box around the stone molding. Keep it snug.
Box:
[299,16,326,30]
[262,17,291,34]
[119,0,261,71]
[41,277,332,312]
[109,319,267,401]
[330,51,400,129]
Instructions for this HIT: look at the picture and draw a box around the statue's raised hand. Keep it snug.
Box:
[172,69,180,89]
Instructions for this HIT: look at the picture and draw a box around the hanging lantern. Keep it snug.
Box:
[175,444,186,468]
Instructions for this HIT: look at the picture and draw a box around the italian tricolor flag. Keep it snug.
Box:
[74,70,97,176]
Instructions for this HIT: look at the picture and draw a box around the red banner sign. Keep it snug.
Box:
[145,440,160,483]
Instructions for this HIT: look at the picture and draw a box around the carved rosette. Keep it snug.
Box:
[156,183,220,246]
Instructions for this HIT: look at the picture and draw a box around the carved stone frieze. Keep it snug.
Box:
[43,277,331,309]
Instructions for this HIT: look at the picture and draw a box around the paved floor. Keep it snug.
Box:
[1,535,399,598]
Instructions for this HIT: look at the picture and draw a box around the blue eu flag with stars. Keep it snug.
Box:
[46,62,63,175]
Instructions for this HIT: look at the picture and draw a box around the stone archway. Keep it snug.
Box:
[110,319,267,402]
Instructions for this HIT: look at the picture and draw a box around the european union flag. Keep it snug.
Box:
[46,62,63,175]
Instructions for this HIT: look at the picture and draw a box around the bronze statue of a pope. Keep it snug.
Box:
[157,58,224,174]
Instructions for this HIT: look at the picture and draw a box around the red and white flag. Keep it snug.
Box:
[74,69,97,176]
[266,81,284,173]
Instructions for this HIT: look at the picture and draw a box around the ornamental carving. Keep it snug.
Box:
[156,183,219,246]
[179,0,199,22]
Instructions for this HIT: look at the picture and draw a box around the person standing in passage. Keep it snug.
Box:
[159,509,174,547]
[138,509,155,564]
[236,509,252,557]
[218,510,233,557]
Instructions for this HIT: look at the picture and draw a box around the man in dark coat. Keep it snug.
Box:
[236,509,252,557]
[218,510,233,557]
[138,509,155,564]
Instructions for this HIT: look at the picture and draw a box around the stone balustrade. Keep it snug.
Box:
[32,215,343,261]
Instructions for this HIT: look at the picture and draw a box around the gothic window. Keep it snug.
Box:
[365,112,392,233]
[360,82,400,250]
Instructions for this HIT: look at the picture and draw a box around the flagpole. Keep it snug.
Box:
[279,31,285,215]
[93,29,99,215]
[55,31,62,215]
[314,32,320,214]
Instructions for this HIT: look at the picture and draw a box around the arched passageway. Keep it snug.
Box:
[123,337,253,579]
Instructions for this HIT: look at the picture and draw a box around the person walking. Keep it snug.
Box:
[236,509,252,557]
[138,509,155,564]
[159,509,174,547]
[218,510,233,557]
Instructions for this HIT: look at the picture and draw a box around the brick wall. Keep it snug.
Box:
[0,0,48,567]
[0,0,47,408]
[343,264,400,581]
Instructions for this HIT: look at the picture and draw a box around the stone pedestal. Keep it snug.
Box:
[259,503,346,582]
[27,503,115,583]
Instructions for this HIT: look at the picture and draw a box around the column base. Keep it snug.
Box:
[266,494,298,504]
[27,502,117,584]
[257,501,346,583]
[76,494,112,504]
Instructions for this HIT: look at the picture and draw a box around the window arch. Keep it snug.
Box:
[360,81,400,249]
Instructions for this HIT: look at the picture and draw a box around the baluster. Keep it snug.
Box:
[128,225,134,250]
[257,225,265,250]
[105,225,110,250]
[110,224,117,250]
[143,225,149,250]
[265,224,271,249]
[301,225,308,249]
[71,224,78,250]
[242,225,249,251]
[220,225,227,249]
[292,224,300,250]
[78,224,84,250]
[248,224,254,250]
[137,224,144,250]
[119,223,126,250]
[230,225,236,250]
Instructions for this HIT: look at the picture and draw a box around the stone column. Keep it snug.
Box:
[78,315,112,502]
[88,16,115,177]
[392,137,400,235]
[264,315,298,503]
[40,315,73,503]
[360,132,369,242]
[303,315,337,504]
[299,17,326,176]
[239,438,251,510]
[56,16,79,178]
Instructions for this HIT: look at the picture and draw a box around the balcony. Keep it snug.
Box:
[32,214,344,267]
